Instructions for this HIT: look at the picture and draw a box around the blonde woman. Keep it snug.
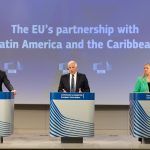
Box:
[133,63,150,143]
[134,63,150,92]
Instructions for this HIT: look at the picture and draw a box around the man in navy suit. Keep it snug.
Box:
[0,70,16,95]
[58,60,90,92]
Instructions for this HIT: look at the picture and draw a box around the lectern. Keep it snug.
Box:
[130,93,150,143]
[0,92,14,143]
[49,92,95,143]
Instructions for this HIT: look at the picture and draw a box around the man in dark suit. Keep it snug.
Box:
[0,70,16,95]
[58,60,90,92]
[58,60,90,143]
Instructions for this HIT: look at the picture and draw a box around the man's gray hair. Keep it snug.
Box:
[67,60,78,68]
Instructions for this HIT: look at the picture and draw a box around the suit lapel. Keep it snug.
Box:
[66,74,70,91]
[76,73,80,90]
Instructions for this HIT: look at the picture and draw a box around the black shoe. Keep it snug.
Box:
[138,138,142,143]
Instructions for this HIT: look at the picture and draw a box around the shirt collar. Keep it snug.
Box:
[70,72,77,77]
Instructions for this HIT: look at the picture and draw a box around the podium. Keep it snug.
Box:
[49,92,95,143]
[0,92,14,143]
[130,93,150,143]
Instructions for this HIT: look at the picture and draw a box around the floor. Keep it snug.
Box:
[0,133,150,149]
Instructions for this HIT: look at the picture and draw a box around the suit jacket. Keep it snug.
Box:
[0,70,14,91]
[134,76,149,92]
[58,72,90,92]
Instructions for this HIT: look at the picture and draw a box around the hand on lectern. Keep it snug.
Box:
[62,89,67,92]
[11,90,16,95]
[79,88,81,93]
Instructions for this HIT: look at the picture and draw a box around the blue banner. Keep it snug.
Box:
[50,92,95,101]
[0,92,14,100]
[130,93,150,101]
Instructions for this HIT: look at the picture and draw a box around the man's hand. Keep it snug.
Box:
[11,90,16,95]
[62,89,66,92]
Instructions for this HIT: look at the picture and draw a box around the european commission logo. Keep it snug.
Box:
[59,63,68,74]
[93,62,112,74]
[1,61,23,74]
[59,61,112,75]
